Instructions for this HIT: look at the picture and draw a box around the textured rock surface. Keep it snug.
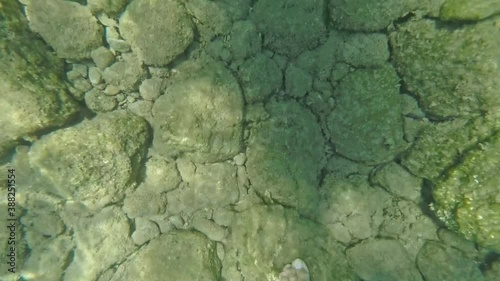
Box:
[63,206,136,281]
[347,239,423,281]
[102,53,146,92]
[329,0,443,31]
[29,112,150,211]
[432,130,500,253]
[246,100,325,217]
[24,0,103,59]
[0,0,79,159]
[238,54,282,103]
[166,162,239,216]
[109,231,221,281]
[319,175,391,243]
[402,117,499,180]
[440,0,500,21]
[251,0,326,57]
[417,241,485,281]
[184,0,232,41]
[87,0,128,15]
[119,0,194,65]
[326,64,406,165]
[152,60,243,163]
[223,205,355,281]
[390,17,500,118]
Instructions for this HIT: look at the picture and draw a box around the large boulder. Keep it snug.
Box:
[23,0,103,59]
[223,205,356,281]
[432,130,500,253]
[0,0,79,160]
[29,111,150,211]
[109,231,221,281]
[246,100,325,217]
[152,59,243,163]
[251,0,326,57]
[119,0,194,66]
[326,64,407,165]
[390,17,500,118]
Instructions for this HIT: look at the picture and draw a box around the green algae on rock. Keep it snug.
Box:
[440,0,500,21]
[0,0,79,159]
[390,16,500,118]
[432,131,500,253]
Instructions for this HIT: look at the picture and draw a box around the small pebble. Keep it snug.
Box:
[88,67,102,85]
[91,46,115,70]
[104,84,120,96]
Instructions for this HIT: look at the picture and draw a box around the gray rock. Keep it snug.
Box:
[251,0,326,57]
[246,100,325,217]
[88,67,103,84]
[64,206,136,281]
[29,111,150,211]
[139,77,164,101]
[102,53,146,91]
[223,205,355,281]
[347,239,423,281]
[123,184,168,218]
[238,54,282,103]
[109,231,221,281]
[191,217,227,242]
[72,77,93,92]
[24,0,103,59]
[84,89,117,112]
[20,236,72,281]
[184,0,232,41]
[417,241,485,281]
[326,64,406,165]
[88,0,128,15]
[371,162,422,201]
[91,46,115,70]
[152,60,243,162]
[119,0,194,66]
[166,162,239,216]
[318,175,390,243]
[132,218,160,245]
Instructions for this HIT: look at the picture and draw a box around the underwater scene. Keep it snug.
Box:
[1,0,500,280]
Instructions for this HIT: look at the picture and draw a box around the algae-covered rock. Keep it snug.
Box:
[246,100,325,217]
[402,117,500,181]
[119,0,194,66]
[24,0,103,59]
[238,54,282,103]
[251,0,326,57]
[0,0,79,159]
[184,0,232,41]
[329,0,416,31]
[432,130,500,253]
[440,0,500,21]
[326,64,406,165]
[29,111,150,211]
[152,59,243,163]
[390,17,500,118]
